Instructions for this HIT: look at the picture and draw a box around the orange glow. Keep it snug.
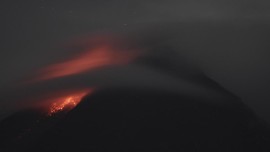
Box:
[20,35,140,115]
[32,36,140,82]
[47,89,92,116]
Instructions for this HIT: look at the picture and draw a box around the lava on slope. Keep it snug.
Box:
[47,89,92,116]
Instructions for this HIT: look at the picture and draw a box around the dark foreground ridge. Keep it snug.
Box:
[1,87,269,152]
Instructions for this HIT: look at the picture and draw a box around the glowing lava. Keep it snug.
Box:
[47,89,92,116]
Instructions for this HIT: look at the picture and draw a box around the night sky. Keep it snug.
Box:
[1,0,270,124]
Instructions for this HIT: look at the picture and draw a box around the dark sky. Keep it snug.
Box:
[1,0,270,123]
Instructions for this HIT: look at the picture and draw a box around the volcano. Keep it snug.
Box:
[1,86,270,152]
[1,32,270,152]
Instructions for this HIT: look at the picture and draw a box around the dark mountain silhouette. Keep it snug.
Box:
[0,108,69,151]
[1,30,270,151]
[1,86,269,152]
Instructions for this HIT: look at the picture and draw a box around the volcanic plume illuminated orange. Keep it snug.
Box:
[32,36,140,82]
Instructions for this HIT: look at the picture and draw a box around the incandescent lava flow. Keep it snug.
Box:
[47,89,92,116]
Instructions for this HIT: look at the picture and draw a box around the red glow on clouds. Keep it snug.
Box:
[32,35,140,82]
